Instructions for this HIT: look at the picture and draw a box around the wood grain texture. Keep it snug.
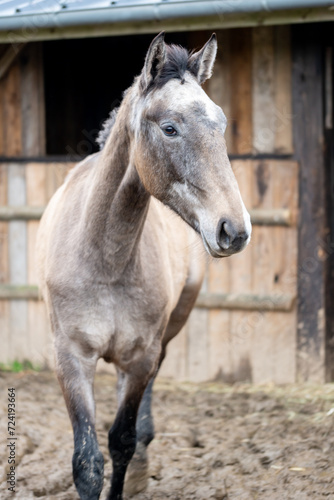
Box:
[208,240,231,380]
[292,25,327,383]
[159,327,187,380]
[207,30,232,151]
[20,43,46,156]
[274,25,293,154]
[3,61,22,156]
[250,160,297,383]
[229,160,253,382]
[0,61,4,155]
[252,27,275,153]
[8,163,28,361]
[187,262,209,382]
[0,163,9,362]
[207,159,298,383]
[229,28,253,154]
[26,163,50,368]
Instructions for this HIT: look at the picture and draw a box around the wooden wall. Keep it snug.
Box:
[0,27,299,383]
[161,26,297,383]
[160,159,298,384]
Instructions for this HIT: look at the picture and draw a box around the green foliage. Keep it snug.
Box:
[0,359,41,372]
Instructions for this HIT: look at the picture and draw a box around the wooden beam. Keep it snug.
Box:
[249,208,291,226]
[196,292,295,311]
[0,284,39,300]
[0,206,292,226]
[0,285,295,311]
[0,206,44,220]
[292,25,327,383]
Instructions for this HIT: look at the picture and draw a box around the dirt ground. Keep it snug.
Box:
[1,371,334,500]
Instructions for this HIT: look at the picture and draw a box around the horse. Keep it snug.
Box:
[36,32,251,500]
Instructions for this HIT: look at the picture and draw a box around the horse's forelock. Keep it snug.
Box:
[155,44,193,88]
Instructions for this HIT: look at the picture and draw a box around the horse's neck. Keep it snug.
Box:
[85,100,150,276]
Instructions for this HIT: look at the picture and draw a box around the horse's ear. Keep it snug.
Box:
[141,32,166,90]
[189,33,217,85]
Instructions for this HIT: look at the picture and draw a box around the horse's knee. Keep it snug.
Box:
[72,437,104,500]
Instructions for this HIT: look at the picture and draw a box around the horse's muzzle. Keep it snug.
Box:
[216,218,250,254]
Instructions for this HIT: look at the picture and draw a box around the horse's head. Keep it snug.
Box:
[132,32,251,257]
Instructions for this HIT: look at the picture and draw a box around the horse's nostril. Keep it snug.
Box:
[217,220,248,252]
[217,219,231,250]
[233,234,247,251]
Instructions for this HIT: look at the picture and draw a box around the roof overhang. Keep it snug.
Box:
[0,0,334,43]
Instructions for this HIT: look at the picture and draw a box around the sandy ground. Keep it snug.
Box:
[1,370,334,500]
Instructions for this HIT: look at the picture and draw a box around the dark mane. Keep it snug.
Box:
[96,107,119,151]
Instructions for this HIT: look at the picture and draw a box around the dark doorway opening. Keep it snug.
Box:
[43,32,189,158]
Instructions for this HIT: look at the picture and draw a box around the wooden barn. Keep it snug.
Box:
[0,0,333,384]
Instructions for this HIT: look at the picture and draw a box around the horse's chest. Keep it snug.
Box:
[74,281,169,347]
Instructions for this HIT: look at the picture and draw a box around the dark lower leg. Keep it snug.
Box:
[108,376,151,500]
[57,352,104,500]
[136,378,155,446]
[72,414,104,500]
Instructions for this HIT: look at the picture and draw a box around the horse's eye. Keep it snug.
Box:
[163,125,177,136]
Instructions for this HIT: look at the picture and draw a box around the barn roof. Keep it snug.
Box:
[0,0,333,42]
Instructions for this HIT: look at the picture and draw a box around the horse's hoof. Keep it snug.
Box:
[123,441,149,496]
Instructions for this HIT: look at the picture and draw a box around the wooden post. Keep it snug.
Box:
[292,25,327,383]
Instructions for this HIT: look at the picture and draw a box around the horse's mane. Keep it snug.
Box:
[97,44,194,150]
[96,107,119,151]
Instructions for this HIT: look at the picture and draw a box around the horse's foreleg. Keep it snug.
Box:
[108,371,152,500]
[55,345,104,500]
[121,376,155,496]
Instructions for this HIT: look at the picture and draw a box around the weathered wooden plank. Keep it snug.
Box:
[226,160,253,381]
[8,164,27,284]
[0,286,295,311]
[250,208,292,226]
[252,160,297,383]
[187,298,209,382]
[251,311,296,384]
[251,161,277,383]
[0,206,44,220]
[207,30,232,151]
[26,163,50,367]
[158,326,188,380]
[201,291,294,312]
[229,28,253,154]
[8,163,28,360]
[0,205,292,226]
[20,43,45,156]
[292,25,327,383]
[0,61,4,155]
[274,25,293,154]
[0,163,9,362]
[252,26,275,153]
[187,259,208,382]
[0,284,39,300]
[3,61,22,156]
[207,224,231,380]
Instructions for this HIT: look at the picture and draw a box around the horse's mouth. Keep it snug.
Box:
[200,231,228,258]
